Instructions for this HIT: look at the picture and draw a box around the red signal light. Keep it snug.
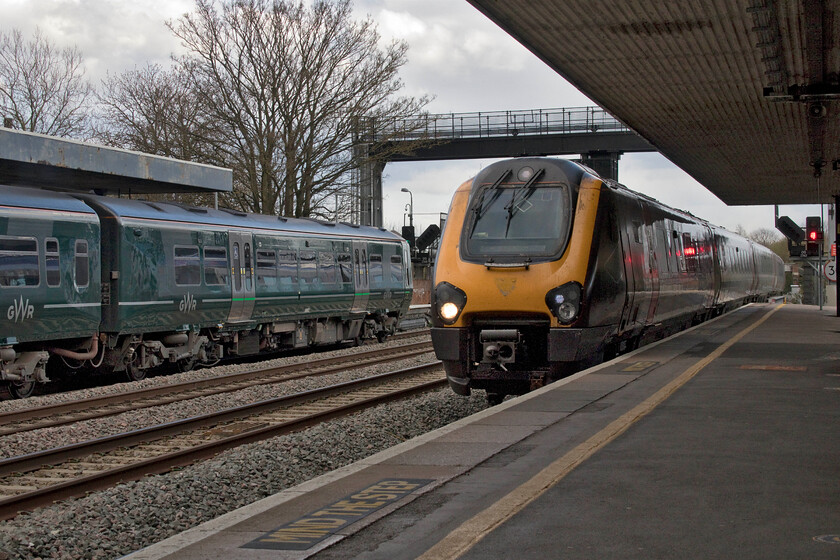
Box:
[684,246,696,256]
[806,216,822,242]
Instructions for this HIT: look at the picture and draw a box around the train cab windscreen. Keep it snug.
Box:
[461,183,573,262]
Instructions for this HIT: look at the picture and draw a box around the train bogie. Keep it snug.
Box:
[431,157,784,403]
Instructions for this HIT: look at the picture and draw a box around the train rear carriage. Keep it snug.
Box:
[711,226,763,312]
[365,239,413,340]
[251,230,357,347]
[0,186,100,397]
[79,195,411,380]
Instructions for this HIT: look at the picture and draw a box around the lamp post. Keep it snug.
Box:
[400,187,414,228]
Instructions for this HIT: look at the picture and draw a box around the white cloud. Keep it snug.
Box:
[0,0,192,82]
[377,9,427,40]
[1,0,805,236]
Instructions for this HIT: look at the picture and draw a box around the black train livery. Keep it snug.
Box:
[431,157,784,404]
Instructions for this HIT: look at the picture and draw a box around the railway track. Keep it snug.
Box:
[0,361,445,520]
[0,337,432,436]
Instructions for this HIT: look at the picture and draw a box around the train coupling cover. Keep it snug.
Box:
[479,329,520,366]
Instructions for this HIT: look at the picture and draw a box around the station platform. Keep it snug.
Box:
[123,303,840,560]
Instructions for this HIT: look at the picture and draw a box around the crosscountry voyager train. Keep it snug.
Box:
[0,186,412,398]
[431,157,784,404]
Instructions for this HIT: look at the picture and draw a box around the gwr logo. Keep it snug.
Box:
[179,292,197,313]
[7,296,34,323]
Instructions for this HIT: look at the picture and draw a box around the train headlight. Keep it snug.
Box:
[434,282,467,325]
[546,282,582,325]
[440,302,460,321]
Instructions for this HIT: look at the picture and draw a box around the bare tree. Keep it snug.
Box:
[162,0,430,217]
[768,237,790,261]
[749,227,781,248]
[0,28,93,138]
[97,64,207,160]
[96,63,228,207]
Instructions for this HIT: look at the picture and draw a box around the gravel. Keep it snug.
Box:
[0,335,489,560]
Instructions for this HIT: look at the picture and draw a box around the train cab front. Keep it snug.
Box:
[431,158,603,403]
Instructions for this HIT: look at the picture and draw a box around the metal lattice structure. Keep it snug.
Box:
[350,106,655,226]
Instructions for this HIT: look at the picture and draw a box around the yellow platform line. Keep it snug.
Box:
[418,304,783,560]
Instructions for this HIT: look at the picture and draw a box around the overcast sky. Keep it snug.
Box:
[1,0,822,237]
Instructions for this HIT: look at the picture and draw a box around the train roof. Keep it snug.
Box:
[77,194,404,242]
[0,184,97,215]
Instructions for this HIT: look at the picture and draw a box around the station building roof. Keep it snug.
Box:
[0,128,231,195]
[467,0,840,205]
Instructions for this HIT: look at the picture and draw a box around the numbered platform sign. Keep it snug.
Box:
[824,259,837,282]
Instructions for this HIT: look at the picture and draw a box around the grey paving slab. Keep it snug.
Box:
[125,304,840,560]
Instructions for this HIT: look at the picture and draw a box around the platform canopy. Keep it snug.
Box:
[466,0,840,205]
[0,128,231,195]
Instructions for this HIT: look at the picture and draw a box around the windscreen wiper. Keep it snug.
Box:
[504,168,545,236]
[470,169,512,236]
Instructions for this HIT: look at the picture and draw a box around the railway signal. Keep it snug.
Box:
[806,216,822,257]
[775,215,804,243]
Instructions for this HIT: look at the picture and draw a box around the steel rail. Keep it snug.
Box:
[0,338,432,435]
[0,361,445,520]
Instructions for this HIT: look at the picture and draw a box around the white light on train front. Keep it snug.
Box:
[518,166,535,181]
[557,302,577,322]
[545,282,582,325]
[440,302,460,321]
[434,282,467,325]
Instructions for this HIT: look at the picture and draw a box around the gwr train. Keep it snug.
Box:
[0,185,412,398]
[431,157,785,404]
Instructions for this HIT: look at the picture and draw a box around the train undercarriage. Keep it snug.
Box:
[433,310,716,405]
[0,312,399,398]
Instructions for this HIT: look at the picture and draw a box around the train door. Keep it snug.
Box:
[228,231,256,322]
[351,241,370,313]
[616,198,639,332]
[642,204,660,323]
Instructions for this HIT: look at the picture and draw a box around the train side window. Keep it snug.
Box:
[660,231,671,272]
[682,233,697,272]
[203,247,229,286]
[354,249,361,284]
[673,231,686,272]
[45,238,60,287]
[338,253,352,284]
[362,249,369,284]
[0,236,39,287]
[300,251,317,285]
[632,221,642,244]
[390,255,403,283]
[174,245,200,286]
[369,254,383,287]
[232,243,242,291]
[277,251,298,289]
[244,244,253,291]
[74,240,89,288]
[256,250,277,289]
[318,252,337,285]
